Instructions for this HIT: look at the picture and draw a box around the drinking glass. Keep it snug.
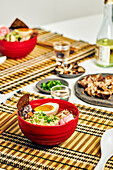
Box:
[53,41,70,65]
[51,85,71,101]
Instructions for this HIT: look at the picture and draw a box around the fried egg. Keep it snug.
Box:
[34,102,59,116]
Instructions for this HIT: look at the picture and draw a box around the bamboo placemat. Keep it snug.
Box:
[0,90,113,170]
[0,28,95,94]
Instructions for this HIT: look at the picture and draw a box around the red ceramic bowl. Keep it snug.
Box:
[0,34,37,59]
[17,98,79,145]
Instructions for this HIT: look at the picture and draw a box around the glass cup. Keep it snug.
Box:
[53,41,70,65]
[51,85,71,101]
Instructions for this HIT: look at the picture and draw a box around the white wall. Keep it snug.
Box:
[0,0,103,27]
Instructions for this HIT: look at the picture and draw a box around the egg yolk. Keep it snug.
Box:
[35,104,54,112]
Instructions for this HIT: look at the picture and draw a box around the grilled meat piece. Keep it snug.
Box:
[78,74,113,100]
[85,82,97,96]
[96,90,112,100]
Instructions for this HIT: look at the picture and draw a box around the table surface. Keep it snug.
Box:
[1,13,113,170]
[1,13,113,113]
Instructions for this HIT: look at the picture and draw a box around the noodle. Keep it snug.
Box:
[25,109,73,126]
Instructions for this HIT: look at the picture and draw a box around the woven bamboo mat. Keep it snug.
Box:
[0,90,113,170]
[0,28,95,94]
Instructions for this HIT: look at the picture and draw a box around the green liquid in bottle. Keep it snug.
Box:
[96,38,113,67]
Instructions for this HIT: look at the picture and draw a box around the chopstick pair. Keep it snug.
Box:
[0,110,17,135]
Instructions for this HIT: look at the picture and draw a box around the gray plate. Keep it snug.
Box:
[36,78,69,94]
[55,66,85,79]
[74,73,113,108]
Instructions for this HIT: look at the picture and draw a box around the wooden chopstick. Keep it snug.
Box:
[0,110,17,135]
[37,41,53,47]
[37,41,75,52]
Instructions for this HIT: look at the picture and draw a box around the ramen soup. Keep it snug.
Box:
[24,102,75,126]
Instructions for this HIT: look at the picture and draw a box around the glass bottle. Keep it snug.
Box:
[95,0,113,67]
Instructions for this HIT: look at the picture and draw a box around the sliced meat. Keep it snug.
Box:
[78,74,113,100]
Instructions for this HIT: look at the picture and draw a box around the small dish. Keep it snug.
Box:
[36,78,69,94]
[55,69,85,79]
[55,63,85,79]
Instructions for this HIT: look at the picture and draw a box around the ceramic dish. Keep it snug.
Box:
[55,63,85,79]
[74,73,113,108]
[55,67,85,78]
[36,78,69,94]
